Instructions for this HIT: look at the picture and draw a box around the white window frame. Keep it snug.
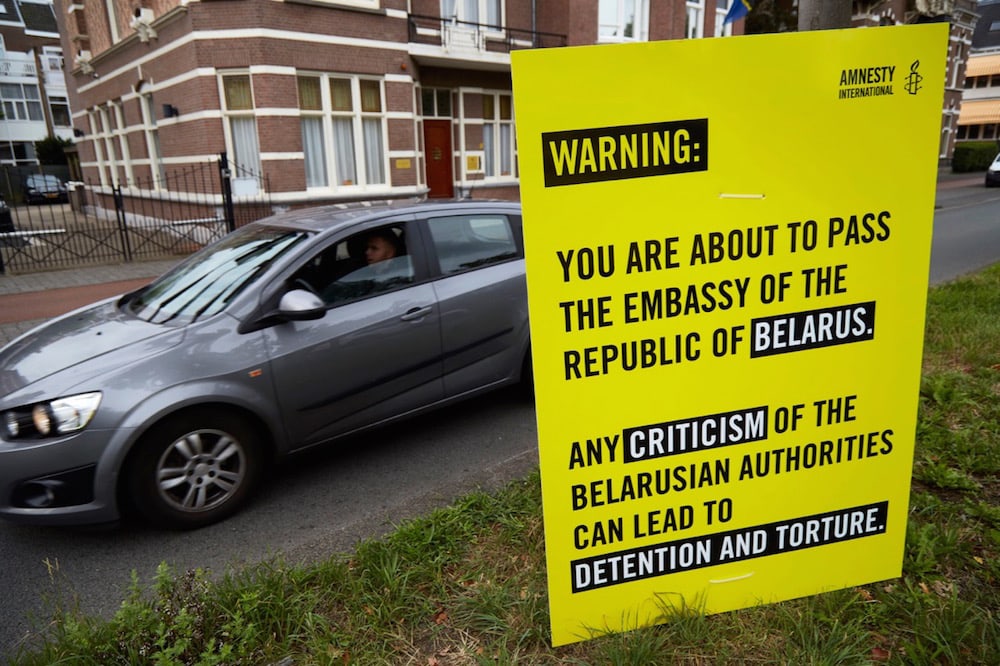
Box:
[686,0,705,39]
[301,0,379,9]
[140,92,166,188]
[442,0,504,29]
[88,110,108,186]
[481,91,516,182]
[421,87,453,118]
[49,95,71,127]
[297,72,390,192]
[598,0,649,43]
[98,107,121,186]
[219,72,262,176]
[110,100,134,185]
[0,83,44,122]
[716,0,734,37]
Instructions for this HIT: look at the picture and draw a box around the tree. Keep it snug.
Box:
[746,0,799,34]
[35,135,73,165]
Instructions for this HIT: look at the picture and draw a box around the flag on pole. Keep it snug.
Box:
[724,0,753,24]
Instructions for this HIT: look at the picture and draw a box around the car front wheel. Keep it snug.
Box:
[126,410,263,529]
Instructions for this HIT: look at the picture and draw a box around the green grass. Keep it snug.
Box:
[11,266,1000,665]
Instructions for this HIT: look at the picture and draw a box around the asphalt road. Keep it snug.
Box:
[930,173,1000,283]
[2,172,999,661]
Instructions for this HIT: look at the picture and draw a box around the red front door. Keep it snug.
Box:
[423,119,454,199]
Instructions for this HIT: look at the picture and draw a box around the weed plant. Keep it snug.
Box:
[10,266,1000,665]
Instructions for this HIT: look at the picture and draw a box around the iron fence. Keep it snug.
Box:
[0,154,272,275]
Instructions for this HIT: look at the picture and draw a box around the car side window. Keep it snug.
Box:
[426,214,519,275]
[290,224,414,305]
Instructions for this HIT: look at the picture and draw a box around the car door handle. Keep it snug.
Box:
[400,306,433,321]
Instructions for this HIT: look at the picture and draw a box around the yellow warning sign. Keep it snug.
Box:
[511,24,948,646]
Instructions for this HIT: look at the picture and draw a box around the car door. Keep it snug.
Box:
[421,209,528,398]
[263,219,444,448]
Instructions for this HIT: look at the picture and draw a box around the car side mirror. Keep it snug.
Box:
[278,289,326,321]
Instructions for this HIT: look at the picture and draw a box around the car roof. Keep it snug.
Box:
[256,199,520,234]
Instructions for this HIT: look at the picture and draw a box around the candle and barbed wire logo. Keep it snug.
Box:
[904,60,923,95]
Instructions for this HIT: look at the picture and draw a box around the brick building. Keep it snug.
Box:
[55,0,744,208]
[852,0,979,164]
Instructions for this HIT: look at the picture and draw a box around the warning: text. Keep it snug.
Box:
[542,119,709,187]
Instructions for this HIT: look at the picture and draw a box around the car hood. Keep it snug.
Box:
[0,299,185,398]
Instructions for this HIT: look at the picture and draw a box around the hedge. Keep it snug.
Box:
[952,140,999,172]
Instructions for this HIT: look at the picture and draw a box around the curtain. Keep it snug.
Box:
[363,118,385,185]
[464,0,478,22]
[224,76,254,111]
[483,124,495,177]
[360,80,381,113]
[301,118,327,187]
[499,125,512,176]
[330,79,352,112]
[298,77,322,111]
[332,118,356,185]
[230,117,261,174]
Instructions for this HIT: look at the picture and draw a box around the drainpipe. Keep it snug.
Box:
[531,0,536,47]
[33,49,56,138]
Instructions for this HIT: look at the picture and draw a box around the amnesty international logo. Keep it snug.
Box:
[904,60,923,95]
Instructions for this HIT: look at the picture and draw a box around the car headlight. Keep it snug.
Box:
[2,392,102,440]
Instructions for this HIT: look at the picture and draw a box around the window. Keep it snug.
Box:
[421,88,452,117]
[221,74,261,175]
[88,110,108,184]
[1,83,44,121]
[598,0,647,42]
[686,0,705,39]
[298,74,388,189]
[298,76,328,188]
[141,93,166,186]
[482,93,515,179]
[49,96,71,127]
[427,214,518,275]
[292,225,413,305]
[442,0,501,27]
[715,0,733,37]
[110,100,134,184]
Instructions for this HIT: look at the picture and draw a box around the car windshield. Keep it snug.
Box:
[126,225,309,324]
[28,175,61,186]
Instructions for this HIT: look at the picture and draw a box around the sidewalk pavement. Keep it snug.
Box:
[0,167,989,347]
[0,259,180,347]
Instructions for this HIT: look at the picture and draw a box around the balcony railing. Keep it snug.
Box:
[0,58,37,78]
[408,14,566,54]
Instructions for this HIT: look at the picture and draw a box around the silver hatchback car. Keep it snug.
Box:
[0,200,530,529]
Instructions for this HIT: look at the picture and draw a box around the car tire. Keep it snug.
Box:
[126,409,263,529]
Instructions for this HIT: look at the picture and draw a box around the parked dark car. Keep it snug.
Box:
[0,200,530,529]
[22,173,69,204]
[986,153,1000,187]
